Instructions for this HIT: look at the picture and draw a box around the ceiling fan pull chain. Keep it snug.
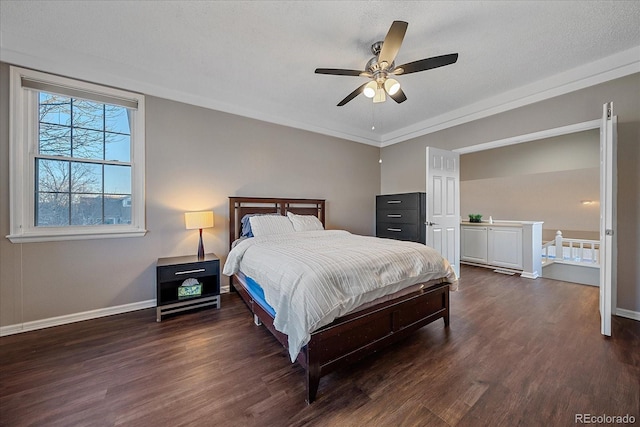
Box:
[371,102,376,130]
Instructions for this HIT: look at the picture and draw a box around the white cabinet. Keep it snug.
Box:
[461,226,488,263]
[460,221,542,278]
[488,226,523,269]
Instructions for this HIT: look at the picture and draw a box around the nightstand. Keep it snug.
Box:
[156,253,220,322]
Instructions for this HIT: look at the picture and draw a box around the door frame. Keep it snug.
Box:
[452,118,616,320]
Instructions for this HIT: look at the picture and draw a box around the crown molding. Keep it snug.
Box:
[2,30,638,148]
[380,46,640,147]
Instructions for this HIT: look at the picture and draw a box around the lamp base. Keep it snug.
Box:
[197,228,205,259]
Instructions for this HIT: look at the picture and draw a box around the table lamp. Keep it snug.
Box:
[185,211,214,259]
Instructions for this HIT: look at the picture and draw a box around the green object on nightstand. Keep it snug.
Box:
[178,282,202,299]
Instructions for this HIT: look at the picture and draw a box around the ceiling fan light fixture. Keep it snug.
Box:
[373,87,386,103]
[363,81,377,98]
[384,78,400,95]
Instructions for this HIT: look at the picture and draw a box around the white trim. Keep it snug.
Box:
[6,228,147,243]
[380,46,640,147]
[0,40,382,147]
[552,259,600,269]
[460,261,522,275]
[1,295,632,337]
[0,324,24,336]
[7,66,146,243]
[453,120,601,154]
[0,299,156,337]
[615,308,640,322]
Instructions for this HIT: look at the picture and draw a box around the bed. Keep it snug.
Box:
[225,196,457,403]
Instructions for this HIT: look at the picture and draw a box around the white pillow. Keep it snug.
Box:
[287,212,324,232]
[249,215,295,236]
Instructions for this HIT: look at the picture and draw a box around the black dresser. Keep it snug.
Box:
[376,192,426,244]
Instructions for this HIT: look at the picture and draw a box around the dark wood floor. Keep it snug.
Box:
[1,265,638,427]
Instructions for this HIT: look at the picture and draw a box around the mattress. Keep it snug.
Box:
[241,272,436,321]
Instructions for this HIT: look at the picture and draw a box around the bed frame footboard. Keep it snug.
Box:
[232,273,449,403]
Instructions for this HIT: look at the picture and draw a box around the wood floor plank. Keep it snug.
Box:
[1,265,638,426]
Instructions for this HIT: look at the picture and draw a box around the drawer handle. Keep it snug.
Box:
[387,214,402,218]
[175,268,206,275]
[386,200,402,204]
[387,228,402,232]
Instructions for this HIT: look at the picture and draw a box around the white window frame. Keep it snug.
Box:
[7,66,146,243]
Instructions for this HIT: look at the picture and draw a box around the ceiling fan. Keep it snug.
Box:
[315,21,458,106]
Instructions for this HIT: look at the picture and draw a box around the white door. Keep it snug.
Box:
[599,102,617,336]
[426,147,460,277]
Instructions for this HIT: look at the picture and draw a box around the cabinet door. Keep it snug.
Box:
[488,227,523,269]
[461,226,487,263]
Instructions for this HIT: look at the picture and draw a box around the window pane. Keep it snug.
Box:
[105,106,130,135]
[71,161,102,194]
[39,123,71,156]
[104,195,131,225]
[36,193,69,227]
[104,165,131,194]
[39,93,71,126]
[71,194,103,226]
[37,158,69,193]
[72,99,104,132]
[72,128,104,160]
[105,132,130,162]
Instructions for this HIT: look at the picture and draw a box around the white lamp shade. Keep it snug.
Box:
[384,78,400,95]
[185,211,214,230]
[363,81,377,98]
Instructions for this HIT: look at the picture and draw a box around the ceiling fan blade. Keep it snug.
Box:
[315,68,366,77]
[394,53,458,75]
[337,82,368,106]
[378,21,408,66]
[390,88,407,104]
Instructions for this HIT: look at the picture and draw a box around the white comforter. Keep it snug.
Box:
[223,230,458,362]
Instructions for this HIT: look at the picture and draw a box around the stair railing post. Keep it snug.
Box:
[555,230,563,260]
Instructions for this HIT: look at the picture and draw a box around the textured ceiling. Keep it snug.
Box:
[1,1,639,146]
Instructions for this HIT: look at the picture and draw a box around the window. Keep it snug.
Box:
[8,66,146,242]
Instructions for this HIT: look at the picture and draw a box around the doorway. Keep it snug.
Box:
[452,116,616,336]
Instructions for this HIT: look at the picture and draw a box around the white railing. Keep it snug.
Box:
[542,230,600,266]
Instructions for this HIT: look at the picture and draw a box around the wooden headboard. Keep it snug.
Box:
[228,197,325,249]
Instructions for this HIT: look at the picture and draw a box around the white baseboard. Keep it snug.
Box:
[615,308,640,322]
[520,271,539,279]
[0,299,156,337]
[1,295,634,338]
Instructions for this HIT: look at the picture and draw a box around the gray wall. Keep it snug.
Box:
[0,62,381,327]
[381,73,640,313]
[461,130,600,240]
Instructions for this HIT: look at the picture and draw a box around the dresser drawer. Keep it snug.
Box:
[158,260,219,282]
[376,193,420,209]
[376,222,420,241]
[376,209,419,224]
